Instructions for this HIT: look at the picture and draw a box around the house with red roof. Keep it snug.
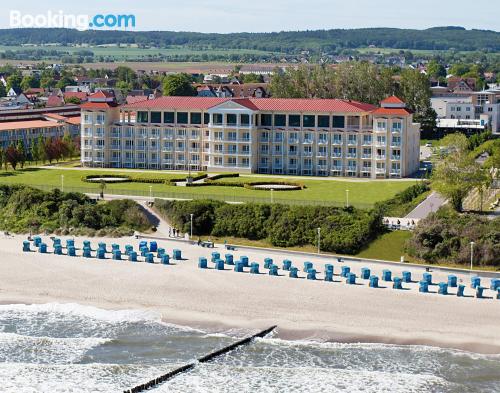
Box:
[80,95,420,178]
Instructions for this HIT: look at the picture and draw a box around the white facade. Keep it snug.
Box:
[80,96,421,179]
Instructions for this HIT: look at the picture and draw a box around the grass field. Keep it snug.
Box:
[0,168,415,208]
[0,44,280,61]
[355,231,412,262]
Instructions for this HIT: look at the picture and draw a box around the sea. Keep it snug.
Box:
[1,303,499,393]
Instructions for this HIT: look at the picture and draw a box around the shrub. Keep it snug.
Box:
[0,185,151,235]
[155,199,382,254]
[406,207,500,266]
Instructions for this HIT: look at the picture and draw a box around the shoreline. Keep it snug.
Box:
[1,234,499,355]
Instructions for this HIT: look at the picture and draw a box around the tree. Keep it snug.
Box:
[6,73,22,92]
[114,66,136,84]
[62,132,76,158]
[162,73,196,96]
[65,96,81,105]
[40,76,56,89]
[399,69,434,128]
[20,75,40,91]
[56,75,75,90]
[426,60,446,79]
[5,144,21,170]
[16,140,26,169]
[0,83,6,98]
[242,73,264,83]
[31,137,40,165]
[432,134,487,212]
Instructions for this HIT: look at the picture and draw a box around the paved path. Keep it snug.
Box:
[405,191,446,219]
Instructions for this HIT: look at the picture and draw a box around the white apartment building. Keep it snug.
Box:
[81,93,420,179]
[431,88,500,135]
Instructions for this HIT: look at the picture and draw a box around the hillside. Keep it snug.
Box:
[0,26,498,53]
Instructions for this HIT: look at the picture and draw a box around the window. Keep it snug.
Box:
[137,111,149,123]
[318,115,330,128]
[261,114,272,126]
[203,113,210,124]
[274,114,286,127]
[241,114,250,125]
[332,116,345,128]
[190,112,201,124]
[163,112,174,123]
[288,115,301,127]
[213,113,223,124]
[377,121,386,129]
[177,112,188,124]
[392,122,402,130]
[303,115,315,127]
[227,114,237,125]
[150,111,161,123]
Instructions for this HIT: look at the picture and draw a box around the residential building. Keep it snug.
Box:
[431,88,500,134]
[80,94,420,178]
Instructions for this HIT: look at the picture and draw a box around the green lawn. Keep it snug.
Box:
[356,231,412,262]
[0,168,415,208]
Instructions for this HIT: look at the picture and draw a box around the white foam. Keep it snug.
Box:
[0,332,110,364]
[0,303,204,333]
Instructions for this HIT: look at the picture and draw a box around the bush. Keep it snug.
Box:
[406,208,500,266]
[0,185,151,235]
[155,199,383,254]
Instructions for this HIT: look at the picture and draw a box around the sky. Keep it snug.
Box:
[1,0,499,33]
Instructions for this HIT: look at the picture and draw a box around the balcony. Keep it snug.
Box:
[391,141,401,147]
[302,139,313,144]
[362,140,372,146]
[317,164,328,171]
[332,153,342,158]
[347,140,357,146]
[332,140,342,145]
[288,151,298,156]
[376,155,386,160]
[260,137,269,143]
[346,166,357,172]
[390,170,402,176]
[346,153,357,158]
[331,166,342,171]
[362,154,372,159]
[375,142,386,147]
[288,138,299,144]
[362,167,372,172]
[318,139,328,145]
[374,127,387,133]
[391,128,401,134]
[391,155,401,160]
[317,151,327,157]
[302,151,313,157]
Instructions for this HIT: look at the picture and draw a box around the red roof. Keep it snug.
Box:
[64,92,88,101]
[46,95,64,107]
[80,102,118,109]
[90,90,114,98]
[126,95,149,105]
[0,120,61,131]
[123,96,376,113]
[371,108,412,116]
[381,96,405,104]
[123,96,227,110]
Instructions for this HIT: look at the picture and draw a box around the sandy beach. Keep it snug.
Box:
[1,234,499,354]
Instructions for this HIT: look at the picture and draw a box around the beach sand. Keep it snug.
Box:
[1,234,499,354]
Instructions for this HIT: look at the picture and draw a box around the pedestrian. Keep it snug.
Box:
[169,228,171,237]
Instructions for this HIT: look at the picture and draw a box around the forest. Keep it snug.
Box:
[0,26,498,53]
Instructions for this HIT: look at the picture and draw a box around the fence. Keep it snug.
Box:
[27,183,374,209]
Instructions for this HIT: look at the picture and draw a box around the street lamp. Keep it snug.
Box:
[190,213,194,239]
[271,188,274,204]
[317,227,321,254]
[470,241,475,272]
[149,185,153,200]
[61,174,64,192]
[345,189,349,208]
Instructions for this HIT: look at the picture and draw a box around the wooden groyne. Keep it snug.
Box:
[123,325,277,393]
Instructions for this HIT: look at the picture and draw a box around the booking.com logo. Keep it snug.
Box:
[9,10,136,31]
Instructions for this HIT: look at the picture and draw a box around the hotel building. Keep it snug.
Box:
[80,92,420,178]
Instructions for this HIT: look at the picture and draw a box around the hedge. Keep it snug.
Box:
[165,173,208,185]
[154,199,383,254]
[82,173,207,185]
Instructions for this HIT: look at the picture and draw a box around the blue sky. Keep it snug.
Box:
[2,0,499,33]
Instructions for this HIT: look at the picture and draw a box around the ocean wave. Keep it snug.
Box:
[256,337,500,360]
[0,332,110,364]
[0,303,204,333]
